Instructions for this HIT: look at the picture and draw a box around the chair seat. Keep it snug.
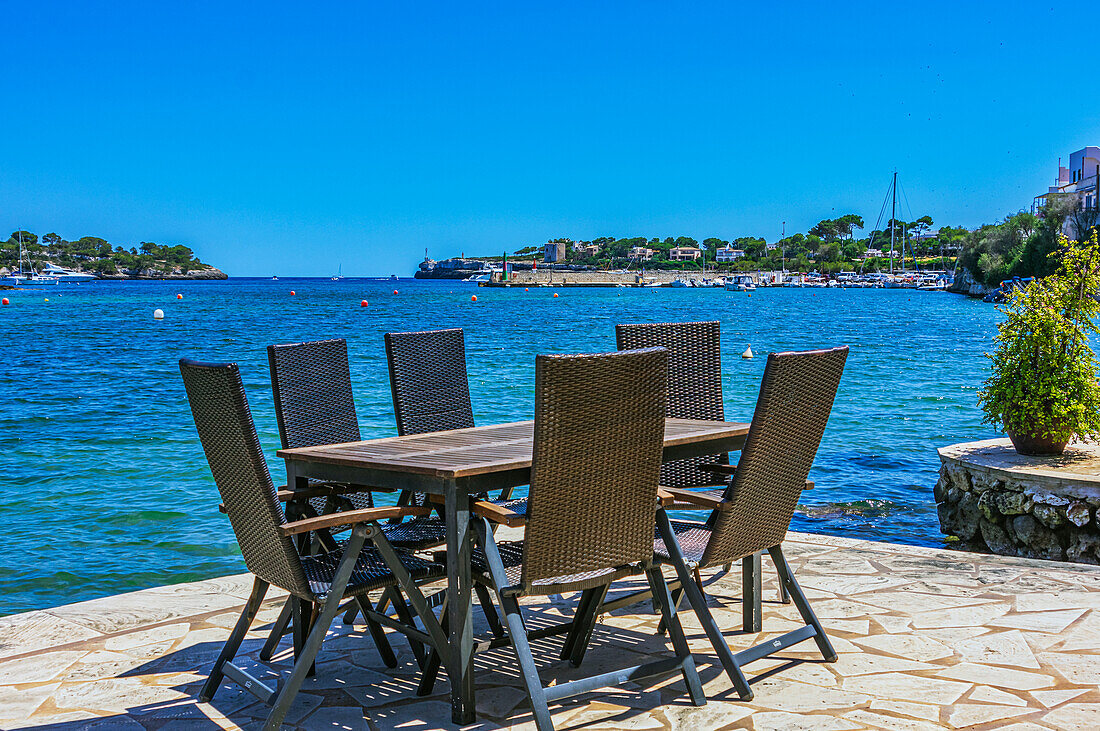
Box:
[384,497,529,550]
[301,545,445,600]
[471,540,638,596]
[654,519,713,567]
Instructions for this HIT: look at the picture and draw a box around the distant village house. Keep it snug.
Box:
[715,245,745,262]
[668,246,702,261]
[1034,146,1100,238]
[629,246,655,261]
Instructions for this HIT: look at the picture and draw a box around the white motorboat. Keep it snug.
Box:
[669,279,689,288]
[725,274,756,292]
[39,263,98,283]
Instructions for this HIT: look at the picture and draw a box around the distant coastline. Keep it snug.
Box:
[2,230,227,280]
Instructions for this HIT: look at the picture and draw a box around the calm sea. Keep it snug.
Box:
[0,278,1000,615]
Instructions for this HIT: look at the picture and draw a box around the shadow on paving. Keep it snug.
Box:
[13,580,814,730]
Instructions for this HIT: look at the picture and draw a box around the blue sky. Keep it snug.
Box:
[3,2,1099,276]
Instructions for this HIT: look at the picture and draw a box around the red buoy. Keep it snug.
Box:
[290,290,296,296]
[176,293,183,300]
[361,300,368,307]
[1,298,8,306]
[393,289,398,295]
[471,295,478,302]
[553,293,559,298]
[524,288,529,292]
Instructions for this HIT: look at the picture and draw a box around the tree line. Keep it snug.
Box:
[509,213,956,274]
[2,230,211,275]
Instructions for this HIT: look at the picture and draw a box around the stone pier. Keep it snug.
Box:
[936,439,1100,563]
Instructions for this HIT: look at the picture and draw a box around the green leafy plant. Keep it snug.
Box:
[978,233,1100,446]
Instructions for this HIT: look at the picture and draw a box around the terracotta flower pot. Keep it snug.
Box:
[1005,426,1069,456]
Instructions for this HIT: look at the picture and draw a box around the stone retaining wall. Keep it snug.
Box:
[935,441,1100,564]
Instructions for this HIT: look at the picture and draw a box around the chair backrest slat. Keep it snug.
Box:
[702,346,848,567]
[384,328,475,436]
[180,359,311,597]
[522,347,668,591]
[616,321,727,487]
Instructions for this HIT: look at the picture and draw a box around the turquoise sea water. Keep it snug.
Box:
[0,278,1001,616]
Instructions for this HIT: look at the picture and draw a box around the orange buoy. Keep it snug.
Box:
[361,300,368,307]
[553,293,559,298]
[524,287,529,292]
[176,293,183,300]
[471,295,478,302]
[1,298,8,305]
[290,290,296,296]
[393,289,398,295]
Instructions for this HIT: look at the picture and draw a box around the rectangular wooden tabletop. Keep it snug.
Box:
[277,418,750,479]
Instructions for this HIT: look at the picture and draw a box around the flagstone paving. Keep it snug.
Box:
[1,531,1098,730]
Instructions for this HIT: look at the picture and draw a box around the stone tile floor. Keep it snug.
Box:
[1,531,1098,730]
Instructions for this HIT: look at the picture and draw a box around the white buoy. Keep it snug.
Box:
[742,346,753,359]
[153,308,165,320]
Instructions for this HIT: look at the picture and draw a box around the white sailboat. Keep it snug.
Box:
[0,232,59,287]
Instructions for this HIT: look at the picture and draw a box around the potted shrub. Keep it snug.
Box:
[978,234,1100,455]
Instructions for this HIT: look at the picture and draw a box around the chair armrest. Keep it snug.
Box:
[698,462,738,476]
[661,487,732,512]
[657,487,677,507]
[279,505,432,536]
[472,499,526,528]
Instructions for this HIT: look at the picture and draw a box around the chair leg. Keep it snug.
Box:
[475,582,505,639]
[768,545,836,662]
[560,587,599,660]
[656,584,685,636]
[416,600,447,696]
[645,567,705,707]
[387,586,426,667]
[266,526,369,730]
[356,594,398,668]
[200,577,268,702]
[499,592,554,731]
[657,510,753,700]
[259,598,293,661]
[566,584,609,668]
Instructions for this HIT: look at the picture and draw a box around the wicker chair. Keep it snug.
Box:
[180,359,450,729]
[385,327,529,513]
[615,321,730,488]
[262,339,445,664]
[429,347,705,730]
[616,320,792,611]
[655,346,849,700]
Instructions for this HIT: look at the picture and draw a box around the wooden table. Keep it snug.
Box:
[278,417,749,725]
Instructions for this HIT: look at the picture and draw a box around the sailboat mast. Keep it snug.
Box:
[889,171,897,275]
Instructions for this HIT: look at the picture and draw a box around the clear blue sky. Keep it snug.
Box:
[3,2,1098,276]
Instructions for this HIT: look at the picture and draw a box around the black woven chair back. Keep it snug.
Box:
[616,321,727,487]
[268,339,362,449]
[384,328,475,436]
[521,347,668,593]
[701,346,848,567]
[268,339,372,511]
[180,359,310,597]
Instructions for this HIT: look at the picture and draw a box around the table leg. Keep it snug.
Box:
[742,553,762,633]
[285,463,311,556]
[444,479,476,725]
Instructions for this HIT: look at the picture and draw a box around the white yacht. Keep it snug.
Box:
[40,263,98,283]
